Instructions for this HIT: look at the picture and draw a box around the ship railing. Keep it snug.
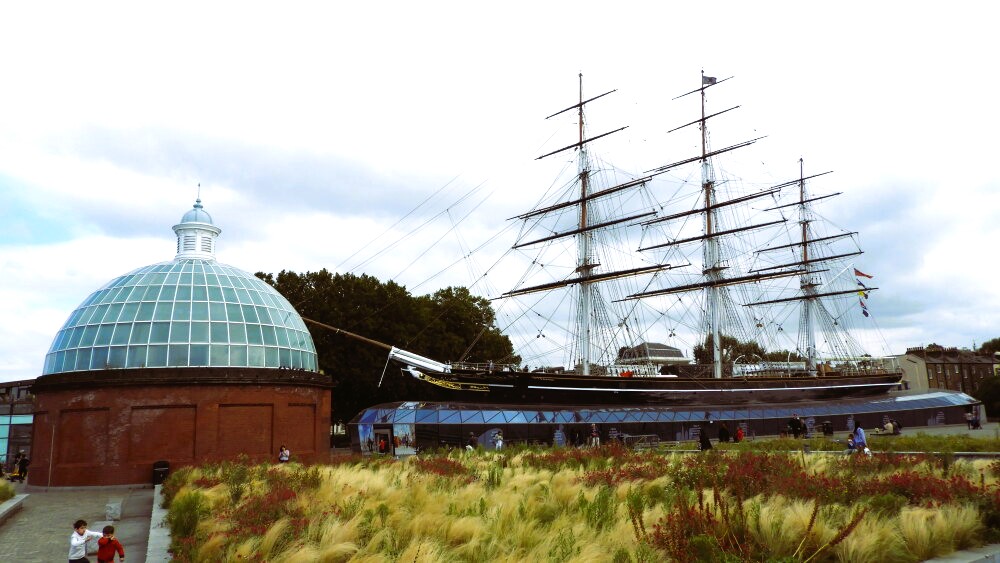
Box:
[450,361,522,372]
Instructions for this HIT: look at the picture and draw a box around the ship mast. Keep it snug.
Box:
[576,73,595,375]
[701,70,724,379]
[799,158,819,376]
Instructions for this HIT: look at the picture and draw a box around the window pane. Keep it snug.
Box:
[209,302,226,321]
[190,344,209,366]
[210,322,228,343]
[158,285,176,301]
[170,322,190,343]
[149,322,170,343]
[90,347,109,370]
[108,346,127,368]
[191,302,209,321]
[168,344,189,366]
[95,324,114,345]
[176,285,192,301]
[210,344,229,366]
[241,305,259,323]
[111,324,131,345]
[248,346,265,367]
[230,345,248,366]
[120,302,140,322]
[264,347,279,367]
[130,322,151,344]
[153,302,173,321]
[104,303,124,322]
[229,323,247,344]
[172,302,191,321]
[126,346,147,368]
[226,304,243,322]
[136,302,156,321]
[190,322,209,343]
[246,324,263,344]
[208,286,224,301]
[147,345,167,367]
[261,325,277,346]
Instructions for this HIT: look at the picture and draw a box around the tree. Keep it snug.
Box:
[978,338,1000,356]
[971,376,1000,421]
[257,270,517,422]
[692,334,766,365]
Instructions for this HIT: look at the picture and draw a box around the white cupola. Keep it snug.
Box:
[172,198,222,260]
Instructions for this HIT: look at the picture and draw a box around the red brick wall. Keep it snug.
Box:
[29,377,331,487]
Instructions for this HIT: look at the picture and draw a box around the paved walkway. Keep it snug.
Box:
[0,482,152,562]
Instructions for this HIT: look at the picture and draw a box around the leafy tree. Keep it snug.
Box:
[692,334,766,364]
[971,376,1000,421]
[978,338,1000,356]
[256,270,517,423]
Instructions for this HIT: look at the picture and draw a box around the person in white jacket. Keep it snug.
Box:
[69,519,103,562]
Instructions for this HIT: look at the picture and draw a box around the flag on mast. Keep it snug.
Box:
[702,76,717,85]
[854,268,873,279]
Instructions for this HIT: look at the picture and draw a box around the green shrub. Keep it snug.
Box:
[0,480,14,503]
[167,489,209,538]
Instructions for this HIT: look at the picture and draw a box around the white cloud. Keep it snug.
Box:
[1,2,998,382]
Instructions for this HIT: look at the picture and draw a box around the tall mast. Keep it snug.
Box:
[799,158,818,376]
[576,73,594,375]
[701,70,723,379]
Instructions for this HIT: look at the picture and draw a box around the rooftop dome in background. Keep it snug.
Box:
[42,199,318,375]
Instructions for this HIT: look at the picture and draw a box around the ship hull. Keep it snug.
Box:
[404,367,903,406]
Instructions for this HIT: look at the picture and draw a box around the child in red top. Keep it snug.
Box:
[97,525,125,563]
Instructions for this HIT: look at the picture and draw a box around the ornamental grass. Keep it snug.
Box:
[164,445,999,562]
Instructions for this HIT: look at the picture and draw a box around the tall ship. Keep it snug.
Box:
[313,73,903,405]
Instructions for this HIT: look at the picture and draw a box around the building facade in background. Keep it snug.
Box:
[898,346,996,394]
[0,379,33,467]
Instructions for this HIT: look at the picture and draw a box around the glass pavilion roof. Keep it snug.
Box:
[42,200,317,375]
[350,392,979,426]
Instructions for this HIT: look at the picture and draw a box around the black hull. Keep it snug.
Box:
[405,368,903,406]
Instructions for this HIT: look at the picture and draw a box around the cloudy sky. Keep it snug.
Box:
[1,3,997,383]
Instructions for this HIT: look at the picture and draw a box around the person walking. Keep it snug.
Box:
[15,452,28,482]
[850,421,869,455]
[717,421,731,443]
[589,424,600,447]
[69,519,103,563]
[96,525,125,563]
[788,414,804,438]
[698,425,713,451]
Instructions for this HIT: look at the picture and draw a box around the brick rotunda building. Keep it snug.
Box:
[28,199,333,487]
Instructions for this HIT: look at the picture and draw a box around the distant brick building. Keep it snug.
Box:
[0,379,34,467]
[29,200,333,487]
[897,346,995,394]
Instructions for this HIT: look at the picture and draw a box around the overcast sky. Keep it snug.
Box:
[1,3,997,383]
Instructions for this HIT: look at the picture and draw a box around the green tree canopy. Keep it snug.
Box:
[256,269,518,422]
[978,338,1000,356]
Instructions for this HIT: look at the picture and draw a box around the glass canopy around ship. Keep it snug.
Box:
[42,199,317,374]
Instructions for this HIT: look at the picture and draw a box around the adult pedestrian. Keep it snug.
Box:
[15,452,28,482]
[589,424,600,447]
[788,414,804,438]
[698,425,712,451]
[718,421,731,443]
[849,421,869,455]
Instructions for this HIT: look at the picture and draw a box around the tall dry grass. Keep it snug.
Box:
[163,451,994,562]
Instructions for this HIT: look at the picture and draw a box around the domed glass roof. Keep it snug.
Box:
[42,200,318,375]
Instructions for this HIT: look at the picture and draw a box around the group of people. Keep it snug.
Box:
[698,421,745,450]
[69,520,125,563]
[965,411,983,430]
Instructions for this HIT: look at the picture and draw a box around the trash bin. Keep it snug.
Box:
[152,460,170,485]
[822,421,833,436]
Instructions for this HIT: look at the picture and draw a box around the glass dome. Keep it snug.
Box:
[43,260,317,374]
[42,199,317,375]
